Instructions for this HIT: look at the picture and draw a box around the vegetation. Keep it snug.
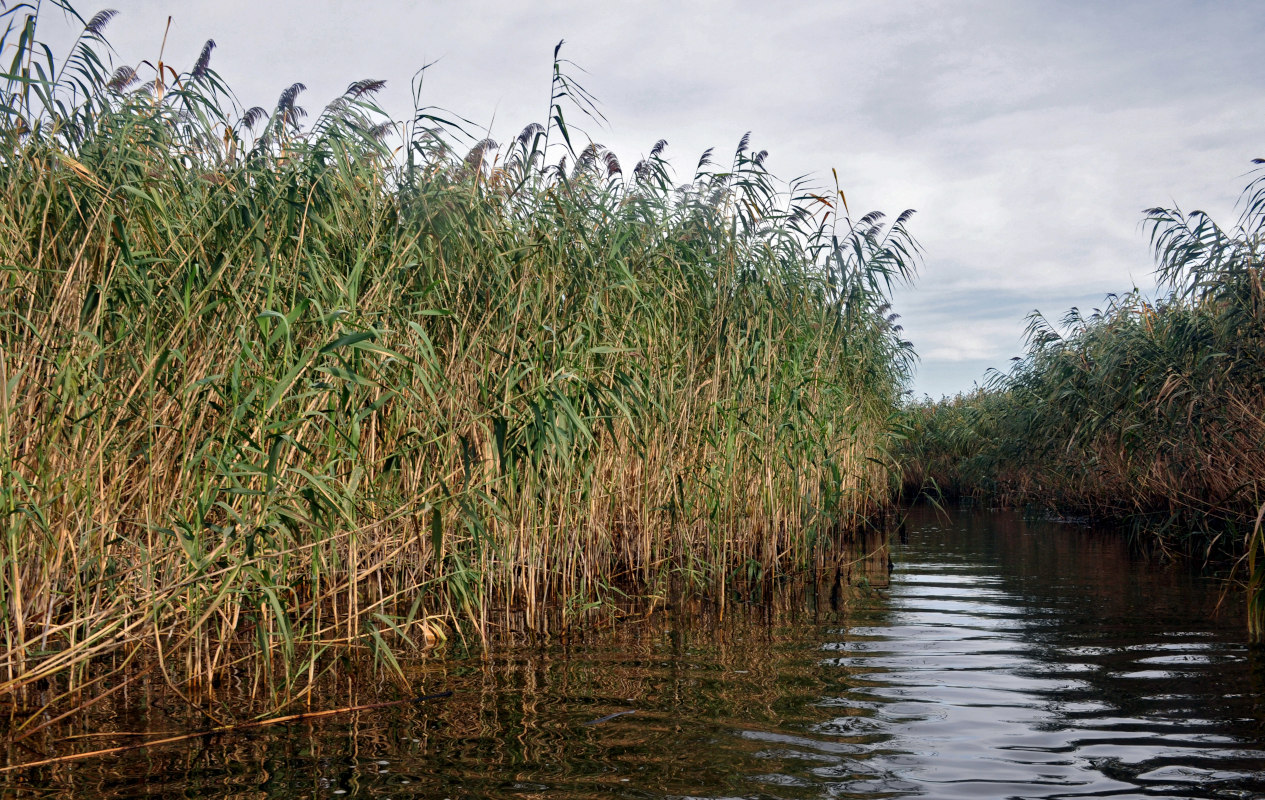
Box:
[0,2,917,726]
[900,159,1265,633]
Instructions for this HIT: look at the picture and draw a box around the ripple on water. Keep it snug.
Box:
[791,510,1265,799]
[12,509,1264,800]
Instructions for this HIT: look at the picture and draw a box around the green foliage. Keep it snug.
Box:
[0,3,917,720]
[899,159,1265,631]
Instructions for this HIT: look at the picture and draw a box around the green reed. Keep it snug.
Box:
[0,2,917,726]
[900,157,1265,632]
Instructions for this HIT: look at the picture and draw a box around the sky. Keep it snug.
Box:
[25,0,1265,397]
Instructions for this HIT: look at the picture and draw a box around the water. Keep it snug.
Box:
[7,508,1265,798]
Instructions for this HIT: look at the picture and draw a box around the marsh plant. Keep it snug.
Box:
[0,2,917,727]
[901,159,1265,633]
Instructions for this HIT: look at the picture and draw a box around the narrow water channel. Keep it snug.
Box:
[9,508,1265,799]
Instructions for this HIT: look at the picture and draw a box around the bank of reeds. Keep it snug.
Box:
[900,158,1265,631]
[0,3,917,725]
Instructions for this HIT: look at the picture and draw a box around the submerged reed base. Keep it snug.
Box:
[0,528,892,775]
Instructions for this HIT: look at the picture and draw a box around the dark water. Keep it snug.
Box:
[8,508,1265,799]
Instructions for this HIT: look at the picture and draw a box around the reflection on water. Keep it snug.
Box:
[5,508,1265,799]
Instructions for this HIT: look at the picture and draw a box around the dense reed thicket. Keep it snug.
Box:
[0,3,917,723]
[900,159,1265,631]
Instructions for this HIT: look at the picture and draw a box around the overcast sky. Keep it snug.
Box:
[28,1,1265,397]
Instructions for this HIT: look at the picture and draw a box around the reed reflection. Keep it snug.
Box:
[6,511,1264,800]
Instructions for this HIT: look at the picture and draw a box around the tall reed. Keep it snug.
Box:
[900,156,1265,630]
[0,3,917,726]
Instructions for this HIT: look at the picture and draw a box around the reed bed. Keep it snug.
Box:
[900,158,1265,632]
[0,3,917,726]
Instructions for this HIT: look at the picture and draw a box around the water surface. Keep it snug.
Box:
[8,508,1265,799]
